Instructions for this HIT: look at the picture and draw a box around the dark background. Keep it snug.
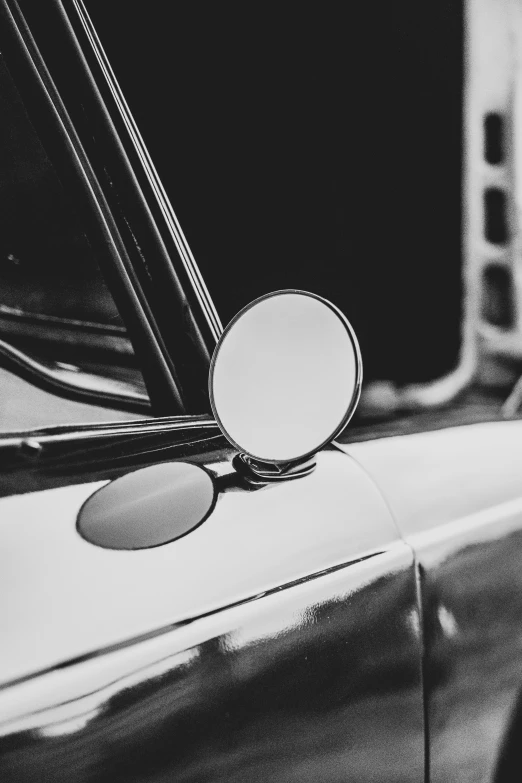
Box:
[85,1,463,385]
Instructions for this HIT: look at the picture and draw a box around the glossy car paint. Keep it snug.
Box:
[0,422,424,781]
[0,438,403,683]
[343,420,522,783]
[0,549,422,783]
[0,1,509,781]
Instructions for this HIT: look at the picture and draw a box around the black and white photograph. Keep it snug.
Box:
[0,1,520,781]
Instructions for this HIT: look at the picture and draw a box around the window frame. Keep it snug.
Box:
[0,0,222,418]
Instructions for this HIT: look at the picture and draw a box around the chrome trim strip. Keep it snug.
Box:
[0,337,150,412]
[0,546,407,727]
[0,413,218,444]
[72,0,223,343]
[0,551,379,697]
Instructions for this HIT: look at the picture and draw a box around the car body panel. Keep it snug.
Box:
[342,420,522,782]
[0,2,510,781]
[0,426,425,781]
[0,441,401,686]
[0,546,423,783]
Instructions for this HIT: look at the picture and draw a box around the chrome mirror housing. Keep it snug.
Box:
[209,290,362,479]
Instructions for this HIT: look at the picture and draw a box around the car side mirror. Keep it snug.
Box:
[78,290,362,550]
[209,290,362,480]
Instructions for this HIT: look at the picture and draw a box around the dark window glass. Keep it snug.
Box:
[85,0,463,386]
[0,55,148,430]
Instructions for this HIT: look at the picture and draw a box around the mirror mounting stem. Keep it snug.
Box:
[233,453,317,484]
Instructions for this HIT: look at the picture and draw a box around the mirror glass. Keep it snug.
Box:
[210,290,362,463]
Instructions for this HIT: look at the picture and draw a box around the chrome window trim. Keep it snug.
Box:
[0,0,181,413]
[0,338,150,413]
[72,0,223,346]
[0,0,223,416]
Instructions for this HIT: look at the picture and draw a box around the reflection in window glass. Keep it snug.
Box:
[0,366,143,431]
[0,55,148,430]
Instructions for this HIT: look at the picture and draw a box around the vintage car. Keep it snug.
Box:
[1,2,522,782]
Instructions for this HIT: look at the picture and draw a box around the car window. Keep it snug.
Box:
[0,54,149,431]
[84,1,463,391]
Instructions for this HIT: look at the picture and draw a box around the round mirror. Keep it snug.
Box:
[209,290,362,464]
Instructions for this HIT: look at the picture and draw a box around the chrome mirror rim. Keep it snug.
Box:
[209,289,363,465]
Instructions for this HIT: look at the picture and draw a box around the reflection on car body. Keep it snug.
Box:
[1,2,522,783]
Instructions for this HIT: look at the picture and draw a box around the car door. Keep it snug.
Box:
[0,435,425,783]
[0,2,425,781]
[346,422,522,783]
